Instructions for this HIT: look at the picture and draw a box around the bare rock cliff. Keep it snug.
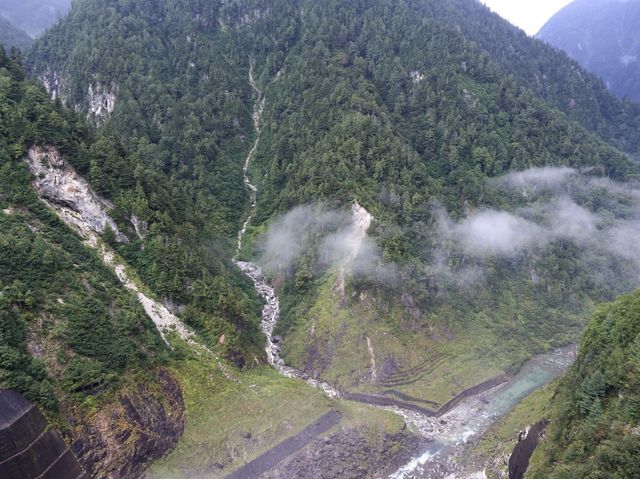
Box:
[68,369,185,479]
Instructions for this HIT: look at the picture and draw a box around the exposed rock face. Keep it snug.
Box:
[87,83,117,122]
[25,145,213,348]
[410,70,425,84]
[25,145,126,241]
[220,1,272,29]
[508,420,549,479]
[38,71,116,123]
[260,426,428,479]
[0,389,86,479]
[334,201,374,297]
[69,369,185,479]
[40,69,68,104]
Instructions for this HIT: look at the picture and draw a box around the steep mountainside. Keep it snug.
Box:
[0,47,187,477]
[0,16,32,50]
[29,2,270,368]
[14,0,640,477]
[0,0,71,38]
[407,0,640,158]
[26,0,640,403]
[1,38,419,479]
[526,288,640,478]
[538,0,640,102]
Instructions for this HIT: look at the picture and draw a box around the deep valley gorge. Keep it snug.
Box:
[2,0,640,478]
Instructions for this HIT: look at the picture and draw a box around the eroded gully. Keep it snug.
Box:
[232,64,339,398]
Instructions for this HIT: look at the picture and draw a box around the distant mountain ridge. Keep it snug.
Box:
[0,0,71,37]
[538,0,640,101]
[0,15,32,49]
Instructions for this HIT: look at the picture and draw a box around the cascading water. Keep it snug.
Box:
[233,63,339,398]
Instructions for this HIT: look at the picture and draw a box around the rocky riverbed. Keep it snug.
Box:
[389,345,576,479]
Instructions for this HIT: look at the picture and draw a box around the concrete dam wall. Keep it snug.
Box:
[0,389,85,479]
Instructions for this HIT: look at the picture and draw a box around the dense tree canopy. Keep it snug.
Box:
[529,289,640,478]
[25,0,640,382]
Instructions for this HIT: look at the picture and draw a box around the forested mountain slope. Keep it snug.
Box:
[1,16,419,479]
[423,0,640,157]
[28,1,270,369]
[26,0,640,403]
[526,288,640,478]
[15,1,640,476]
[0,47,185,477]
[538,0,640,102]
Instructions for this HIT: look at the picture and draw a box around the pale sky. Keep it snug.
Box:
[480,0,575,35]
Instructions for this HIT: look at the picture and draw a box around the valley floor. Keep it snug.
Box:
[146,344,423,479]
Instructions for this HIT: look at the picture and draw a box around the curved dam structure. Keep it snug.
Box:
[0,390,85,479]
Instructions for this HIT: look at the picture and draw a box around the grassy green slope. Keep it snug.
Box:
[147,344,408,478]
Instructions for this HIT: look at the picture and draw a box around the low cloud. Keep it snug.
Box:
[259,203,390,280]
[260,204,345,273]
[546,196,598,243]
[258,166,640,295]
[438,196,599,258]
[433,166,640,295]
[446,210,546,257]
[497,166,577,191]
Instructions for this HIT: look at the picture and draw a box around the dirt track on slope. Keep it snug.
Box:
[223,410,341,479]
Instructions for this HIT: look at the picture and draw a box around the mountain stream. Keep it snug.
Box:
[389,345,576,478]
[232,63,340,398]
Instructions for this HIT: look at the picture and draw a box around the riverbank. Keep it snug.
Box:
[389,345,576,479]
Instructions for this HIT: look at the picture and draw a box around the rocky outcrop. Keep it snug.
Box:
[334,201,374,297]
[39,71,116,123]
[25,144,218,351]
[508,420,549,479]
[24,146,190,477]
[0,389,86,479]
[87,83,117,122]
[260,425,428,479]
[69,369,184,479]
[25,146,126,242]
[40,69,68,104]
